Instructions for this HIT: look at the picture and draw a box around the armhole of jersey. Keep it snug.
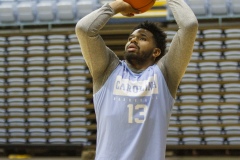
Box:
[93,60,120,96]
[157,65,175,101]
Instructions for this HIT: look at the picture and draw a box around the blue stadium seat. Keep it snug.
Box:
[0,1,16,23]
[17,0,36,22]
[27,87,45,96]
[56,0,75,21]
[227,137,240,145]
[200,105,219,113]
[230,0,240,15]
[47,86,66,95]
[209,0,229,16]
[182,137,202,145]
[204,137,224,145]
[186,0,208,16]
[36,0,56,22]
[76,0,95,18]
[181,126,201,135]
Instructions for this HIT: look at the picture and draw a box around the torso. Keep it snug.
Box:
[94,61,175,160]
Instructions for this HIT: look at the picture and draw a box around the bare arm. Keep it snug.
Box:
[158,0,198,98]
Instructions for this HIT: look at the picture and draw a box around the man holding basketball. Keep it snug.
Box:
[76,0,198,159]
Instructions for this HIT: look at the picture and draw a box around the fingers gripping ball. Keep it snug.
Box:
[124,0,156,13]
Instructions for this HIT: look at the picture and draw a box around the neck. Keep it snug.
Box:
[126,60,154,73]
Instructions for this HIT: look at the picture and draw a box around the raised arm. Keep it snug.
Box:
[75,4,118,86]
[158,0,198,98]
[75,0,138,93]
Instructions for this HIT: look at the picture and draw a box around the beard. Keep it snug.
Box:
[124,49,154,66]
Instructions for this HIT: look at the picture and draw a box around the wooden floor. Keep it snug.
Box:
[1,156,240,160]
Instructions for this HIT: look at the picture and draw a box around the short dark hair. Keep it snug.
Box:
[132,21,167,62]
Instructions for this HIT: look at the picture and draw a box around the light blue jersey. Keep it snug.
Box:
[94,61,175,160]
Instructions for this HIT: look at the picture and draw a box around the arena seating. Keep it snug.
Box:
[168,0,240,20]
[0,0,239,157]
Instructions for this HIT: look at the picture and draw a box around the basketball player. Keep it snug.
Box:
[76,0,198,159]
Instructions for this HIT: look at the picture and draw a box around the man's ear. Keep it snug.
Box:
[153,48,161,58]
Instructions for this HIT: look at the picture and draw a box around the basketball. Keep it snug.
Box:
[124,0,156,13]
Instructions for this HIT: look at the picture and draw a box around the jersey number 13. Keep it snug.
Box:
[127,104,148,124]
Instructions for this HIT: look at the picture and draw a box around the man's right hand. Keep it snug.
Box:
[109,0,140,17]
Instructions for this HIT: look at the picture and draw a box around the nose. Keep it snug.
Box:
[130,36,137,43]
[126,36,138,50]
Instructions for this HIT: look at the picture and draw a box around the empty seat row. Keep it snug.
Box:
[0,56,85,65]
[0,76,91,86]
[0,117,93,127]
[168,125,240,135]
[0,118,94,128]
[0,66,89,76]
[178,83,240,92]
[167,0,240,19]
[0,128,93,137]
[172,105,239,114]
[201,28,240,38]
[177,94,240,103]
[202,40,240,49]
[167,40,240,50]
[0,45,82,55]
[0,96,91,106]
[0,0,96,24]
[187,61,239,71]
[167,136,240,145]
[181,73,240,82]
[0,137,92,145]
[170,115,240,125]
[0,86,91,96]
[0,107,92,116]
[191,51,240,60]
[166,28,240,39]
[0,34,79,45]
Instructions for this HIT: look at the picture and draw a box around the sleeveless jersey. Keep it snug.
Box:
[94,61,175,160]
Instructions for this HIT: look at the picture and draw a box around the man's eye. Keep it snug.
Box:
[128,37,132,41]
[140,38,146,41]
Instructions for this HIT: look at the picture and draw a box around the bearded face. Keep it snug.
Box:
[124,46,155,66]
[124,29,157,66]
